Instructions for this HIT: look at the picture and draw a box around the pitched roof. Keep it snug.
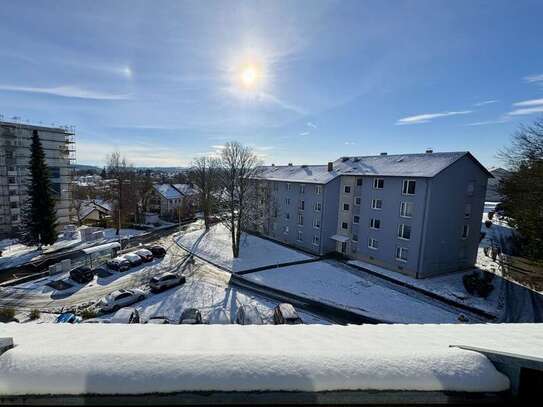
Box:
[154,184,183,200]
[172,184,197,196]
[256,152,491,183]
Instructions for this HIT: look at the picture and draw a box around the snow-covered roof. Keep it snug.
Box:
[78,200,111,220]
[173,183,197,196]
[154,184,183,200]
[3,323,541,395]
[256,152,491,183]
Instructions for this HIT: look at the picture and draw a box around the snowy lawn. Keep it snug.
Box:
[176,223,314,272]
[246,261,464,323]
[2,323,537,394]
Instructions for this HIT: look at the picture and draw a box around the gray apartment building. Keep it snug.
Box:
[252,151,491,278]
[0,121,75,238]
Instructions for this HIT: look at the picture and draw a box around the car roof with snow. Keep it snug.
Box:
[124,253,141,260]
[135,248,152,255]
[277,303,298,319]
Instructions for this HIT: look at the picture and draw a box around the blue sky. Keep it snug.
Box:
[1,0,542,168]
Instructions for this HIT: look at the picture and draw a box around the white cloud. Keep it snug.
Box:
[299,131,310,136]
[474,100,498,106]
[513,98,543,107]
[465,118,510,126]
[344,141,356,145]
[396,110,472,125]
[524,73,543,83]
[507,98,543,116]
[0,84,130,100]
[307,122,317,128]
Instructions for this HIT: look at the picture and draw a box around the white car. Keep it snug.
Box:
[149,272,186,292]
[98,289,145,313]
[134,248,153,262]
[123,253,143,267]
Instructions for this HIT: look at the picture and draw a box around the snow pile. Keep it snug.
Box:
[176,224,314,272]
[246,261,462,323]
[0,323,533,395]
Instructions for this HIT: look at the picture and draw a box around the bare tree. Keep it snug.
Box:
[218,142,261,258]
[189,156,220,230]
[106,151,134,235]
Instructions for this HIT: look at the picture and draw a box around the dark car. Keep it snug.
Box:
[107,257,131,272]
[69,266,94,284]
[236,305,263,325]
[148,245,167,258]
[179,308,202,324]
[273,303,303,325]
[145,315,171,324]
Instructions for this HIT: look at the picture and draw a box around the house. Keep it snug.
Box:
[252,151,492,278]
[148,183,198,221]
[78,200,112,227]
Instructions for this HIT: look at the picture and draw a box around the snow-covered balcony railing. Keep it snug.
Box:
[1,324,542,404]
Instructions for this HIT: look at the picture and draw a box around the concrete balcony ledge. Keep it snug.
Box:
[0,324,542,404]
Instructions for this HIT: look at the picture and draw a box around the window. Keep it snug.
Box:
[10,202,17,209]
[297,230,303,241]
[312,235,320,246]
[396,247,408,262]
[341,222,348,230]
[343,203,350,211]
[315,185,322,195]
[462,224,470,239]
[373,178,384,189]
[299,200,305,210]
[398,224,411,240]
[400,202,413,218]
[314,202,321,211]
[285,213,290,220]
[300,184,305,193]
[287,183,291,191]
[467,181,475,196]
[371,199,382,210]
[284,225,289,234]
[355,197,361,206]
[356,178,363,186]
[285,197,291,205]
[370,218,381,229]
[298,214,304,226]
[8,177,16,184]
[402,179,416,195]
[313,217,321,229]
[49,167,61,178]
[344,185,351,193]
[353,215,360,224]
[352,233,359,242]
[368,238,379,249]
[464,203,472,218]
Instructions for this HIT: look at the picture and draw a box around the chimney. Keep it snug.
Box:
[327,162,333,172]
[380,152,387,156]
[288,163,293,166]
[271,163,275,166]
[425,149,433,154]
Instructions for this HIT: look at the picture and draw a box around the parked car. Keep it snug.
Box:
[145,315,171,324]
[98,289,145,313]
[56,312,81,324]
[82,318,110,324]
[124,253,143,267]
[107,256,131,272]
[179,308,202,324]
[149,272,186,292]
[148,245,167,257]
[69,266,94,284]
[111,307,140,324]
[207,307,231,324]
[273,303,303,325]
[135,248,154,262]
[236,305,263,325]
[93,266,112,278]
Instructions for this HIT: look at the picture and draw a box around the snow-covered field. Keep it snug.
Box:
[0,228,146,270]
[245,261,464,323]
[176,223,314,272]
[2,323,532,395]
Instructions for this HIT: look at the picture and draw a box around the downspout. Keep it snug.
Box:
[416,178,431,279]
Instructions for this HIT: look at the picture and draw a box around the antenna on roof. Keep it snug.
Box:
[425,148,433,154]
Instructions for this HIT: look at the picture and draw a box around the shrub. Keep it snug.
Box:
[79,308,97,320]
[0,307,16,322]
[29,309,41,320]
[463,272,494,298]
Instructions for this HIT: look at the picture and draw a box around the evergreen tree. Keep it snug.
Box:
[20,130,58,247]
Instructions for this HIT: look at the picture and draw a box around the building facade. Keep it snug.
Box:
[148,183,197,221]
[253,152,491,278]
[0,121,75,238]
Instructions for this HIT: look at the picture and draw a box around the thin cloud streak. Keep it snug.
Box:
[396,110,472,125]
[524,73,543,83]
[474,100,498,106]
[0,84,131,100]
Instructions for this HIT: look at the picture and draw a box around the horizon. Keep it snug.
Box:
[1,0,543,168]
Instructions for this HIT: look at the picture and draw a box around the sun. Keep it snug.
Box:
[239,63,262,90]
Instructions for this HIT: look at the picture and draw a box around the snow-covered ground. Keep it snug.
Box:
[176,223,314,272]
[245,260,465,323]
[4,323,537,395]
[0,228,146,270]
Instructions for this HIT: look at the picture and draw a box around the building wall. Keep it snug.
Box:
[419,156,488,278]
[339,175,429,278]
[0,122,75,238]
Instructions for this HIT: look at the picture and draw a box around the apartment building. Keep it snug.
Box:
[253,151,491,278]
[0,121,75,238]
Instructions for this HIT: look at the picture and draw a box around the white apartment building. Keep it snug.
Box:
[0,121,75,238]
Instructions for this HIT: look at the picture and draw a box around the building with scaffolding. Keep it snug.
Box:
[0,120,76,238]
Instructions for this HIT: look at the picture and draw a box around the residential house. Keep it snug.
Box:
[148,183,197,221]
